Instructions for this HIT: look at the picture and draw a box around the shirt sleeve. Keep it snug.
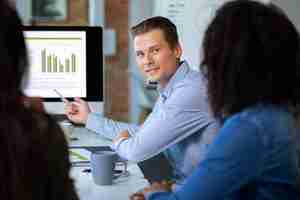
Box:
[112,82,218,162]
[147,116,263,200]
[85,112,140,140]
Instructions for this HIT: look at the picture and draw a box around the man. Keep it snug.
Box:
[65,16,219,184]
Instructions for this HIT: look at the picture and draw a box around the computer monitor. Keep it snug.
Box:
[21,26,103,114]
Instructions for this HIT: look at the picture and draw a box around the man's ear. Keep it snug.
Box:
[174,43,182,60]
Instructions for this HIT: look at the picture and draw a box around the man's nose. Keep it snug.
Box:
[143,53,154,65]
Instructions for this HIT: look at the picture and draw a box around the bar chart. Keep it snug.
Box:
[23,30,87,98]
[41,49,77,73]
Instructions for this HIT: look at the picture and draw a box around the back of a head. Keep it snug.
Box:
[0,111,78,200]
[201,0,300,117]
[131,16,179,49]
[0,0,28,108]
[0,0,78,199]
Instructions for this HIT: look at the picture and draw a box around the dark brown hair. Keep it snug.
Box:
[201,0,300,118]
[131,16,179,49]
[0,0,78,199]
[0,0,28,108]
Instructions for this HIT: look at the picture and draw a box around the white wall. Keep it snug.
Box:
[153,0,271,71]
[153,0,217,70]
[272,0,300,31]
[89,0,105,27]
[15,0,32,24]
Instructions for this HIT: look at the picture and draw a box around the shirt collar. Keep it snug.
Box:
[158,60,190,99]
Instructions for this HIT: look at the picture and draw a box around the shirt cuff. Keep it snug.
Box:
[110,136,128,151]
[85,112,103,130]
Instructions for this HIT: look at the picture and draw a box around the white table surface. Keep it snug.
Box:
[68,126,149,200]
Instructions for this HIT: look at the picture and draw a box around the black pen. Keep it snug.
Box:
[82,168,91,173]
[81,168,123,174]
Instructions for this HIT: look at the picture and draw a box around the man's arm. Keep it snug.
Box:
[113,130,130,143]
[112,83,218,162]
[65,98,140,140]
[86,112,140,140]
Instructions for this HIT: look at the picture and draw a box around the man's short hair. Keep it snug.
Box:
[131,16,179,49]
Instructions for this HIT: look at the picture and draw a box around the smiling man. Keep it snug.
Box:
[134,27,181,88]
[65,16,219,185]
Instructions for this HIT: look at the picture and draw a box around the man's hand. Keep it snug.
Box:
[113,130,130,143]
[143,181,173,193]
[65,97,91,124]
[130,181,173,200]
[130,192,145,200]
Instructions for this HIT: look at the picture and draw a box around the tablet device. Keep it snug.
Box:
[137,152,174,183]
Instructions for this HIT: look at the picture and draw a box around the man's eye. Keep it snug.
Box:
[136,52,143,57]
[153,48,160,53]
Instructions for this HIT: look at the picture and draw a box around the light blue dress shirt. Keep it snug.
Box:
[85,61,219,181]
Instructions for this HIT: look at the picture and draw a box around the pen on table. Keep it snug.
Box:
[70,136,79,141]
[81,169,123,174]
[82,168,91,173]
[53,89,69,104]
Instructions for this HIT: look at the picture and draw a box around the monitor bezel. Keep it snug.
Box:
[21,25,103,102]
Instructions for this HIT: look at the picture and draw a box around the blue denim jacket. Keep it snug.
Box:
[148,104,300,200]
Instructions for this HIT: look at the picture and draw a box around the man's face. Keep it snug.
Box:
[134,29,182,87]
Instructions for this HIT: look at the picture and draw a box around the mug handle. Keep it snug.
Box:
[114,159,129,178]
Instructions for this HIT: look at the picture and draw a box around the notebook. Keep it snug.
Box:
[69,146,112,164]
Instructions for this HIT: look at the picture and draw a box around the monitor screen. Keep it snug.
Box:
[22,26,103,114]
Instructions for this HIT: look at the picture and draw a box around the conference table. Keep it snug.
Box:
[68,126,149,200]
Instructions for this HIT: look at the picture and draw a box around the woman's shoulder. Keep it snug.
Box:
[240,104,291,123]
[225,104,295,137]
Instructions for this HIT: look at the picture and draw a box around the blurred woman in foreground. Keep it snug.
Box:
[0,0,79,199]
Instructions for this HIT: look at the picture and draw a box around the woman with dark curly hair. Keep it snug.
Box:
[131,0,300,199]
[0,0,78,199]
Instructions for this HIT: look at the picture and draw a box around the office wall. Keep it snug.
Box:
[153,0,271,71]
[272,0,300,31]
[153,0,229,70]
[104,0,130,122]
[32,0,89,25]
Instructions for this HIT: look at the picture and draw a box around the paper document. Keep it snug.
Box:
[69,148,91,163]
